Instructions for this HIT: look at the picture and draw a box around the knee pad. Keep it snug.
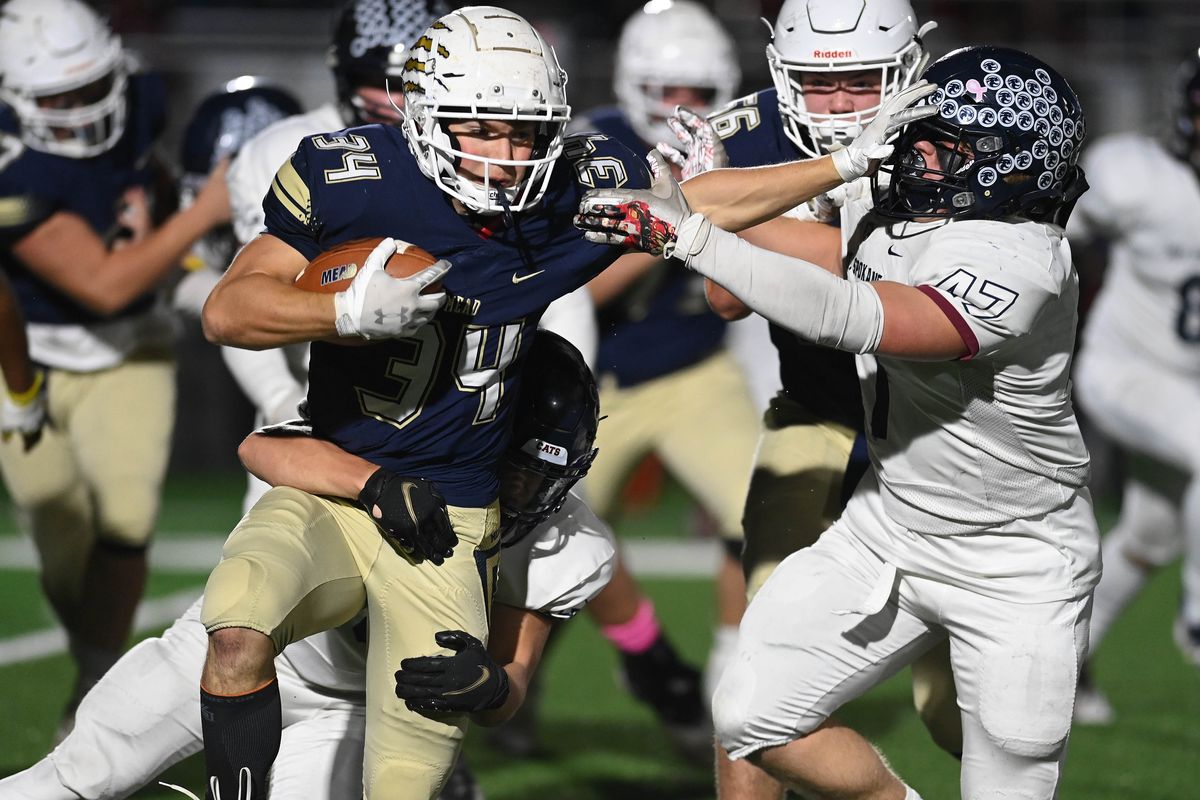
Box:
[977,625,1074,759]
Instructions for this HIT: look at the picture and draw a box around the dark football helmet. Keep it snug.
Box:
[180,78,302,270]
[328,0,448,126]
[1169,52,1200,168]
[497,331,600,547]
[877,46,1088,224]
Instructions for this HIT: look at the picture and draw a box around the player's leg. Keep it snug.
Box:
[69,355,176,687]
[945,589,1092,798]
[271,658,366,800]
[718,397,860,798]
[0,599,209,800]
[713,525,938,799]
[909,638,962,757]
[201,487,369,798]
[581,375,707,745]
[650,351,758,694]
[356,502,501,800]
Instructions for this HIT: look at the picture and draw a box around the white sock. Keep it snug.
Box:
[903,785,924,800]
[704,625,739,705]
[1088,534,1151,656]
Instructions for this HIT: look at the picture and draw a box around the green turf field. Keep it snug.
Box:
[0,475,1196,798]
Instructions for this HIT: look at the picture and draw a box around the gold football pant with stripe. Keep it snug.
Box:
[201,487,502,800]
[0,354,175,610]
[740,392,962,756]
[586,350,758,542]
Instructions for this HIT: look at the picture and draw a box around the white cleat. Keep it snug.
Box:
[1172,615,1200,668]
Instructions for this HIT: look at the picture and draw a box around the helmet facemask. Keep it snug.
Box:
[403,100,569,215]
[497,443,597,547]
[3,48,128,158]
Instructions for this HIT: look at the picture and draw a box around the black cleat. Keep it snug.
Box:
[618,636,712,762]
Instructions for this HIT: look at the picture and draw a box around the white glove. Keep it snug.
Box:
[2,368,47,451]
[333,237,451,340]
[658,105,728,180]
[831,80,938,183]
[574,149,692,257]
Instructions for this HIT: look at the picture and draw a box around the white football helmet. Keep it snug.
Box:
[400,6,571,215]
[0,0,128,158]
[767,0,935,158]
[615,1,741,147]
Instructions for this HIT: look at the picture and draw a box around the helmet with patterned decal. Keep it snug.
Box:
[877,45,1088,225]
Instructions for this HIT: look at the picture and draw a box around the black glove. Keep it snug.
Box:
[394,630,510,714]
[358,468,457,565]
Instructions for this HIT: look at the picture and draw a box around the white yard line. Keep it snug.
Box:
[0,589,200,667]
[0,535,721,667]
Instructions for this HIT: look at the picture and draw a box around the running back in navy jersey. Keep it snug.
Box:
[574,106,726,388]
[0,74,168,326]
[263,124,649,506]
[711,89,863,432]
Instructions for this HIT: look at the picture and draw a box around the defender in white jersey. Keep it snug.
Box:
[1066,54,1200,723]
[0,334,613,800]
[577,45,1098,799]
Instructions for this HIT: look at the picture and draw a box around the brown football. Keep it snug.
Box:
[293,236,441,294]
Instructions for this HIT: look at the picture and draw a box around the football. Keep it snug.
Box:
[293,237,441,294]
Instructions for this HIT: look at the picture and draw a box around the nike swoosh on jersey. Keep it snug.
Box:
[443,666,491,696]
[888,245,902,258]
[511,270,545,284]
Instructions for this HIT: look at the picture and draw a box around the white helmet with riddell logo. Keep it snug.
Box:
[400,6,571,215]
[615,0,741,147]
[0,0,128,158]
[767,0,935,158]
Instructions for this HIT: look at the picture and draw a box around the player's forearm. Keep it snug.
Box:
[239,433,375,500]
[204,272,339,348]
[473,661,532,727]
[588,251,665,307]
[680,156,843,233]
[0,277,34,393]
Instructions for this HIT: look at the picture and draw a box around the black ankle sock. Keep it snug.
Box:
[201,679,281,799]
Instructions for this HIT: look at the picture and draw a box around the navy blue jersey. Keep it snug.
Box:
[0,74,167,325]
[715,89,863,433]
[263,124,649,506]
[576,106,726,388]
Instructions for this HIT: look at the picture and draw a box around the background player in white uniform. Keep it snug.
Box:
[0,0,231,735]
[1066,52,1200,723]
[578,45,1099,799]
[0,332,615,799]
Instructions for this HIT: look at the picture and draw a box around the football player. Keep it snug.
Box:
[578,45,1097,799]
[0,0,230,736]
[197,7,653,798]
[570,0,757,728]
[1066,51,1200,723]
[0,332,616,800]
[677,1,959,792]
[0,269,45,449]
[219,0,449,516]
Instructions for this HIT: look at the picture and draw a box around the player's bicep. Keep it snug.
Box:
[873,281,970,360]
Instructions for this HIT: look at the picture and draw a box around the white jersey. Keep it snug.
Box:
[1069,133,1200,377]
[279,490,614,692]
[851,217,1090,536]
[227,103,345,245]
